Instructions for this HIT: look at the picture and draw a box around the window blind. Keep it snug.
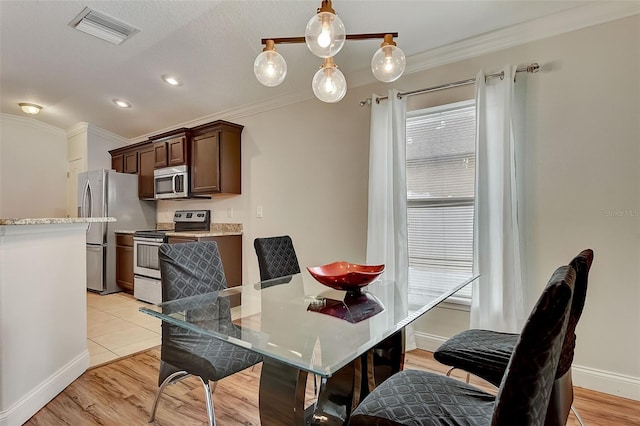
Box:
[406,101,476,309]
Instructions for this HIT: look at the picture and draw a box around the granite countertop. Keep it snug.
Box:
[114,229,137,234]
[168,223,243,237]
[0,217,116,225]
[115,223,243,237]
[166,230,243,237]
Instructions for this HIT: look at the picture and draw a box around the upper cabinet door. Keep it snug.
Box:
[190,121,243,195]
[167,136,187,166]
[190,130,221,194]
[154,142,168,168]
[150,129,189,169]
[111,154,124,173]
[123,151,138,174]
[138,147,155,199]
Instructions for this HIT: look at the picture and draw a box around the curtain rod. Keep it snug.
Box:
[360,63,540,106]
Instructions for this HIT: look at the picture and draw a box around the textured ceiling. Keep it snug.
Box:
[0,1,600,139]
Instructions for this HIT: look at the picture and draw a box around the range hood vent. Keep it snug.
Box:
[69,7,139,45]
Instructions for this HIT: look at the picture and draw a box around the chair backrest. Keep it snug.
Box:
[159,241,228,301]
[254,235,301,281]
[556,249,593,378]
[492,264,576,426]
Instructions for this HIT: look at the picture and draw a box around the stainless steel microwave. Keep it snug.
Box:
[154,165,189,199]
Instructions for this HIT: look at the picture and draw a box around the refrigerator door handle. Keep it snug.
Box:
[86,180,93,233]
[80,180,89,217]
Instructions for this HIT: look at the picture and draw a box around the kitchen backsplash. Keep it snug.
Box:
[156,222,243,233]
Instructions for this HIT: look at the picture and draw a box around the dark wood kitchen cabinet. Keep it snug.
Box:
[111,154,124,173]
[111,150,138,174]
[151,128,189,169]
[115,233,134,294]
[189,121,243,195]
[138,146,156,199]
[167,234,242,306]
[123,151,139,173]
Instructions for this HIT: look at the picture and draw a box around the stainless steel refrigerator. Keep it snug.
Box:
[78,170,156,294]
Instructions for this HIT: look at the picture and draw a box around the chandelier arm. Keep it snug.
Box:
[261,32,398,46]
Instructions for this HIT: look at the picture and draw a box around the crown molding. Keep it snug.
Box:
[404,1,640,76]
[65,122,89,138]
[129,2,639,142]
[0,113,66,138]
[130,90,313,143]
[66,122,128,145]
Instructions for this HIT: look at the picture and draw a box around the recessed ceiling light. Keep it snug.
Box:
[18,103,43,114]
[113,99,131,108]
[162,75,182,86]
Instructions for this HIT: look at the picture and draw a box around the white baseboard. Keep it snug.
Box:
[572,364,640,401]
[413,331,640,401]
[0,350,89,426]
[414,331,449,353]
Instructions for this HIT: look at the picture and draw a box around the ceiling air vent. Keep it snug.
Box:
[69,7,139,45]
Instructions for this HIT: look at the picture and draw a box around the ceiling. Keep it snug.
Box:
[0,0,594,140]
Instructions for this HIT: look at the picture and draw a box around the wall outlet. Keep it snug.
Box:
[257,205,263,218]
[227,208,233,218]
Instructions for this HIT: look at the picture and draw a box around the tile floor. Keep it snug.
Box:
[87,291,161,367]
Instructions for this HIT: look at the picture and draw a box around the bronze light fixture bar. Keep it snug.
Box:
[260,32,399,45]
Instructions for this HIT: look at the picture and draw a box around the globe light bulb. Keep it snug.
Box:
[254,40,287,87]
[317,21,332,48]
[305,11,345,58]
[371,35,406,83]
[312,58,347,103]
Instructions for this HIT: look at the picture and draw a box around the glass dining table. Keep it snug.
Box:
[140,272,478,425]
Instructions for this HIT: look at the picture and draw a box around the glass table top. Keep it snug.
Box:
[140,273,478,377]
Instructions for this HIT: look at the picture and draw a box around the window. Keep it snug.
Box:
[406,100,476,310]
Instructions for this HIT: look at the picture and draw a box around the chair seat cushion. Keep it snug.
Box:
[350,370,495,426]
[161,329,262,382]
[433,329,518,387]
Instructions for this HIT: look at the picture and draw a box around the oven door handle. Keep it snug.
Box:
[172,174,178,194]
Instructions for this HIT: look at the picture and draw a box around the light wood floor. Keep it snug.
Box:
[26,347,640,425]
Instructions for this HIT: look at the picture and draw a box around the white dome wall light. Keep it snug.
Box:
[304,0,346,58]
[312,57,347,103]
[254,39,287,87]
[371,34,406,83]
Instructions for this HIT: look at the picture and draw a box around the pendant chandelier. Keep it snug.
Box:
[254,0,406,103]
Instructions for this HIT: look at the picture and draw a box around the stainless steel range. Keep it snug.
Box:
[133,209,211,303]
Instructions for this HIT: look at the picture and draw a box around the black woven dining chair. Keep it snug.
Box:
[149,241,262,426]
[433,249,593,426]
[349,263,576,426]
[254,235,301,282]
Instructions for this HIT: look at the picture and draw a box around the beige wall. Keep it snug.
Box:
[157,96,373,279]
[158,15,640,399]
[4,13,635,399]
[0,114,68,218]
[406,14,640,398]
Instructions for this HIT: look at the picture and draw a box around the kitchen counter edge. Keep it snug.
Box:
[0,217,116,225]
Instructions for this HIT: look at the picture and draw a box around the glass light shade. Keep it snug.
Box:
[312,65,347,103]
[371,44,406,83]
[305,11,346,58]
[19,103,42,114]
[254,49,287,87]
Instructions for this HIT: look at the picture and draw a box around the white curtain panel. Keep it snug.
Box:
[366,90,413,348]
[471,65,527,333]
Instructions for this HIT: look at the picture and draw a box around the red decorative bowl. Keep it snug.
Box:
[307,262,385,292]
